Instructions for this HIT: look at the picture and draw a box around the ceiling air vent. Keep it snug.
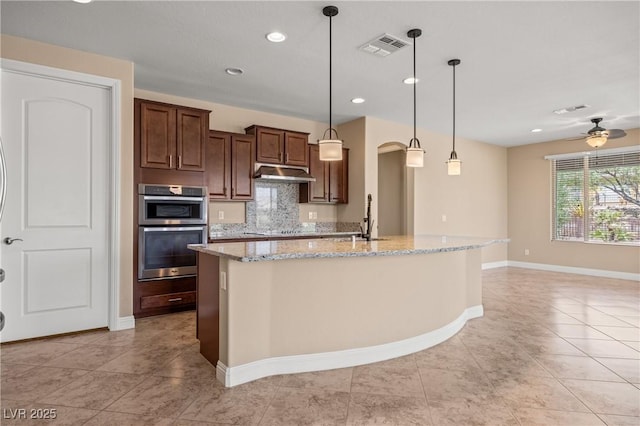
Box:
[359,33,409,57]
[553,104,590,115]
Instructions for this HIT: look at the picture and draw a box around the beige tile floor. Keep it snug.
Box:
[1,267,639,425]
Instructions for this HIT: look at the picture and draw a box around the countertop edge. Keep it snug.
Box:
[189,238,509,262]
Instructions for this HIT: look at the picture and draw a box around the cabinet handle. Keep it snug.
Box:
[279,152,282,162]
[223,187,227,196]
[168,155,173,168]
[286,153,289,163]
[168,297,183,302]
[178,155,182,169]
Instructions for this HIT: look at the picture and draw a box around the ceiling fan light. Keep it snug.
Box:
[586,135,607,148]
[406,147,424,168]
[318,139,343,161]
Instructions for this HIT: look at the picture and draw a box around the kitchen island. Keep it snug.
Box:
[190,235,506,387]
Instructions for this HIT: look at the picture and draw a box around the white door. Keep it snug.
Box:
[0,67,111,342]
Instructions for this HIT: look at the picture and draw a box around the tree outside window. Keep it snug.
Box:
[553,150,640,244]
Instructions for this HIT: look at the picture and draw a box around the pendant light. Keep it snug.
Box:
[406,28,424,168]
[318,6,342,161]
[447,58,461,175]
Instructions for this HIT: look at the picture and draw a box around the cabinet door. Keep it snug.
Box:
[231,135,255,200]
[284,132,309,166]
[255,128,284,164]
[140,102,176,169]
[176,109,207,171]
[329,148,349,204]
[307,144,329,202]
[206,132,231,199]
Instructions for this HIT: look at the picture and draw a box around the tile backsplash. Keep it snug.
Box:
[209,182,359,236]
[250,182,299,231]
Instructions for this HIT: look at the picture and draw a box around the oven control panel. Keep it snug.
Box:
[138,184,206,197]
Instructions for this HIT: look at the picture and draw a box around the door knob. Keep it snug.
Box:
[3,237,23,245]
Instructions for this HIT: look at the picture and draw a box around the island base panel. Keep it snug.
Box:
[197,252,219,366]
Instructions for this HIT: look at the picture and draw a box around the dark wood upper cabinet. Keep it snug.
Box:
[206,132,231,199]
[177,109,208,171]
[329,148,348,204]
[231,134,255,200]
[300,146,348,204]
[206,131,255,201]
[284,132,309,166]
[137,98,209,172]
[306,144,329,202]
[253,127,284,164]
[245,125,309,167]
[140,102,176,170]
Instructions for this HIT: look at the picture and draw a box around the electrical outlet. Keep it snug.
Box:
[218,210,224,220]
[308,211,313,220]
[220,271,227,290]
[442,214,447,222]
[524,249,530,256]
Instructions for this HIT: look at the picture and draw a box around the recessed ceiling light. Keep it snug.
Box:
[351,98,365,104]
[403,77,419,84]
[73,0,92,3]
[531,128,543,133]
[266,32,286,43]
[225,67,244,76]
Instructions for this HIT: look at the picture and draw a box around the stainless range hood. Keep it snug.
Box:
[254,163,316,183]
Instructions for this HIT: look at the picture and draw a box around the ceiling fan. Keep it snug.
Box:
[582,117,627,148]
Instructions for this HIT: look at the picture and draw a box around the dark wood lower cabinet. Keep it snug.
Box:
[140,291,196,310]
[134,276,196,318]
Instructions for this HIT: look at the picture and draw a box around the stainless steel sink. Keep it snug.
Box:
[329,237,389,242]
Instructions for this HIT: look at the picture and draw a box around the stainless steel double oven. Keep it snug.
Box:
[138,184,207,280]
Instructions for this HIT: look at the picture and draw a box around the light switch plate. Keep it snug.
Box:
[218,210,224,220]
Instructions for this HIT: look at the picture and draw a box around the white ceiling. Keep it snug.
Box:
[2,1,639,147]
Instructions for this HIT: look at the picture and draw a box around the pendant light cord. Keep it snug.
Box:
[452,62,456,153]
[413,35,417,145]
[329,12,333,134]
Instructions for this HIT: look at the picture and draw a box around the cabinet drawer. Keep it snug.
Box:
[140,291,196,310]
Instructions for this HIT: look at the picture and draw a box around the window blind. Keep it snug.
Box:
[550,147,640,244]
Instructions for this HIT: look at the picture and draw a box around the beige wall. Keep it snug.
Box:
[1,35,135,317]
[508,129,640,274]
[336,117,367,224]
[353,116,508,263]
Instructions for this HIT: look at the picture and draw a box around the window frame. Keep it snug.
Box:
[546,146,640,246]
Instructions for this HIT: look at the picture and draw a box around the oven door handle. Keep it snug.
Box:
[141,226,206,233]
[142,195,206,202]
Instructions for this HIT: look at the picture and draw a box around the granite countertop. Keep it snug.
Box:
[208,231,361,242]
[190,235,509,262]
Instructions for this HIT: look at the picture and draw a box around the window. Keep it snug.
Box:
[550,148,640,244]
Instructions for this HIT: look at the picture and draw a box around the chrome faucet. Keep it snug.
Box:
[360,194,373,241]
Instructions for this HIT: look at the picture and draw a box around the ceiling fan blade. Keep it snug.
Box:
[607,129,627,139]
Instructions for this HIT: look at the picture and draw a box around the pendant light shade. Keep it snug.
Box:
[447,58,461,175]
[405,28,424,168]
[318,5,342,161]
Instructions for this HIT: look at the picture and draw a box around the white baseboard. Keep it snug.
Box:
[508,261,640,282]
[482,260,508,270]
[110,316,135,331]
[216,305,483,388]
